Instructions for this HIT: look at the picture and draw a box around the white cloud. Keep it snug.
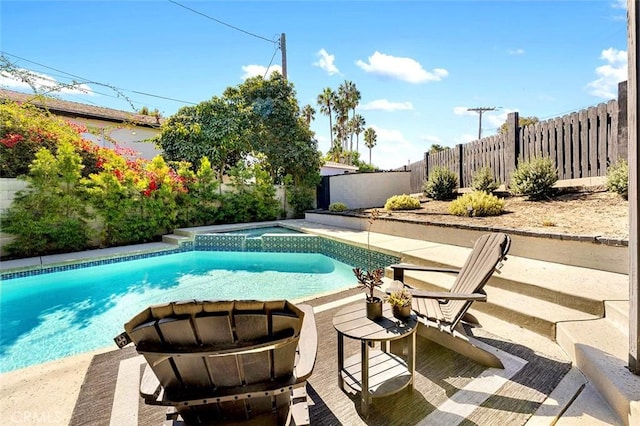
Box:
[612,0,626,9]
[586,47,627,99]
[313,49,340,75]
[241,64,283,80]
[355,51,448,83]
[453,106,478,116]
[0,68,93,95]
[360,99,414,111]
[507,48,525,55]
[485,111,510,129]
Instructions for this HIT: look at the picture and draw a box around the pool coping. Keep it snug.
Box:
[0,221,304,275]
[0,221,401,280]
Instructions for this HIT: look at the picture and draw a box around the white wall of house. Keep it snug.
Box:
[328,171,411,209]
[66,117,162,160]
[0,178,28,214]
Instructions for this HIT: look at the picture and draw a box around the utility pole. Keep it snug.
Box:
[467,107,497,139]
[280,33,287,80]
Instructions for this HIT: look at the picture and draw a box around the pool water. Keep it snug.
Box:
[0,251,356,372]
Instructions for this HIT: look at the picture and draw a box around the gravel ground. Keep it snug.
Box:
[374,190,629,240]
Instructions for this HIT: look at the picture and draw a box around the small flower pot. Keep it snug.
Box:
[366,297,383,320]
[392,304,412,319]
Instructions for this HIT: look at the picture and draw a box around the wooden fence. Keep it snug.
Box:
[401,81,628,193]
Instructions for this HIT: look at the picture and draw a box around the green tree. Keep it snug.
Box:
[338,80,361,162]
[301,104,315,125]
[499,116,539,134]
[226,72,321,186]
[350,114,366,153]
[317,87,337,153]
[154,96,251,186]
[429,144,447,153]
[364,127,377,165]
[139,106,161,118]
[2,140,91,256]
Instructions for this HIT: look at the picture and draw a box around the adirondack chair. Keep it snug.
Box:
[388,232,511,368]
[114,299,318,425]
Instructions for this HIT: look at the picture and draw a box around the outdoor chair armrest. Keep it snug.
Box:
[391,263,460,281]
[294,304,317,382]
[140,363,161,402]
[406,289,487,302]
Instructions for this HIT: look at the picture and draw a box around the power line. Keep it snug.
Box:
[264,44,280,79]
[168,0,276,44]
[1,51,198,107]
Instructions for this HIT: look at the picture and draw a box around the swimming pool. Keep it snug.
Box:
[224,226,302,237]
[0,251,356,372]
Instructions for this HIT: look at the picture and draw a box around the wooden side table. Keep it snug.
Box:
[332,303,417,417]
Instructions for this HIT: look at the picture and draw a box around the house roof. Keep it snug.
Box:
[0,88,164,128]
[322,161,359,171]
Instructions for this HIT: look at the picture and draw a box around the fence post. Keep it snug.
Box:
[456,144,464,187]
[618,80,628,161]
[504,112,520,184]
[424,151,429,182]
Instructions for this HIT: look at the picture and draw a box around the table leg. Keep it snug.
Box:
[408,331,416,391]
[361,340,369,417]
[337,332,344,390]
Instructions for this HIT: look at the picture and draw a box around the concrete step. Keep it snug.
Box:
[526,367,621,426]
[394,268,599,340]
[394,247,627,318]
[161,234,191,245]
[556,318,640,425]
[304,211,629,274]
[553,382,623,425]
[607,300,630,334]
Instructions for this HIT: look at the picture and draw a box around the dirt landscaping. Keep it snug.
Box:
[373,190,629,240]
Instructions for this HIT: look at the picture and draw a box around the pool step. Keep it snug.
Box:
[162,234,192,245]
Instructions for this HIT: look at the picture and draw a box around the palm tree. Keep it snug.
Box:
[317,88,337,149]
[301,104,315,125]
[363,127,377,166]
[333,97,350,156]
[327,142,343,163]
[338,80,361,163]
[350,114,366,153]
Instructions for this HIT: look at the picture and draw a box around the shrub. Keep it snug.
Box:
[384,194,421,210]
[510,157,557,200]
[423,167,458,200]
[606,159,628,199]
[471,167,499,193]
[287,185,316,219]
[1,141,92,257]
[329,202,348,212]
[218,162,280,224]
[449,191,505,217]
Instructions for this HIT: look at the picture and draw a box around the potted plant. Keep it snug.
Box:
[353,208,385,320]
[353,267,384,319]
[385,287,412,319]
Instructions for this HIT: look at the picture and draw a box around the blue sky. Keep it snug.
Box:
[0,0,629,170]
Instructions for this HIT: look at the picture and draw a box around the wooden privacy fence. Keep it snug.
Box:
[401,81,628,193]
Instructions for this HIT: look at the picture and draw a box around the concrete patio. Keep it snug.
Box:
[0,217,635,425]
